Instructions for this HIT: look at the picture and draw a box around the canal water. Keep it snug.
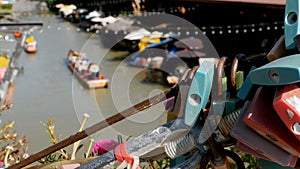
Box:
[1,8,169,154]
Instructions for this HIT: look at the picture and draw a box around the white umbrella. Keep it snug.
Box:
[85,11,102,19]
[91,17,103,22]
[149,31,163,39]
[68,4,77,10]
[124,28,151,41]
[101,16,117,26]
[60,8,73,16]
[89,64,99,73]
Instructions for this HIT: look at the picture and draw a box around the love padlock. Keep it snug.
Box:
[230,102,298,167]
[249,54,300,86]
[285,0,300,50]
[243,86,300,156]
[184,60,214,126]
[225,55,245,114]
[273,84,300,141]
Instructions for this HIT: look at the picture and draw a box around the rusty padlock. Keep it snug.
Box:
[273,84,300,141]
[243,86,300,156]
[230,102,298,167]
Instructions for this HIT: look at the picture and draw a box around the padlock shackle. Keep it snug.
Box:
[231,57,238,87]
[217,57,228,97]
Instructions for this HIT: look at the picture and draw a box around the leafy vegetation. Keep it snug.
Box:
[0,4,13,10]
[0,121,28,168]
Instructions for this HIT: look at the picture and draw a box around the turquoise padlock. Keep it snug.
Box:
[184,61,214,126]
[284,0,300,50]
[249,54,300,86]
[198,58,227,143]
[237,66,256,100]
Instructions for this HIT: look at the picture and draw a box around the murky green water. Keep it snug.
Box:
[1,10,168,155]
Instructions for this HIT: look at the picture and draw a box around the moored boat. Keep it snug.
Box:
[13,31,22,38]
[24,36,38,53]
[67,50,109,89]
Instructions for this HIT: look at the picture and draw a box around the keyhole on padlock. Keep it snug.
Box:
[287,12,298,25]
[293,122,300,135]
[189,94,201,106]
[269,70,280,83]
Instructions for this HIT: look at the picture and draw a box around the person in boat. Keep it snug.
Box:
[27,40,37,47]
[89,64,101,79]
[25,36,35,44]
[25,36,37,52]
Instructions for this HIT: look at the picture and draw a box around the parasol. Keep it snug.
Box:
[100,16,117,27]
[85,11,102,19]
[89,64,99,73]
[91,17,103,23]
[174,37,204,50]
[68,4,77,10]
[124,28,151,41]
[149,31,163,39]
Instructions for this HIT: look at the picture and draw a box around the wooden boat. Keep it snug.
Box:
[67,50,109,89]
[13,31,22,38]
[25,42,37,53]
[25,36,38,53]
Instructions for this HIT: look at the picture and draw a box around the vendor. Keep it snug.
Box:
[89,64,100,79]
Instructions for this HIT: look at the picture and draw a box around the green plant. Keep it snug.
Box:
[39,116,92,164]
[229,146,261,169]
[0,121,28,167]
[39,119,69,164]
[147,159,170,169]
[1,4,13,10]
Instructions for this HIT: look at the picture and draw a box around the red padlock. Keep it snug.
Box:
[244,86,300,156]
[273,84,300,140]
[230,101,298,167]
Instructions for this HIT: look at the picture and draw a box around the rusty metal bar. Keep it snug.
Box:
[8,88,174,169]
